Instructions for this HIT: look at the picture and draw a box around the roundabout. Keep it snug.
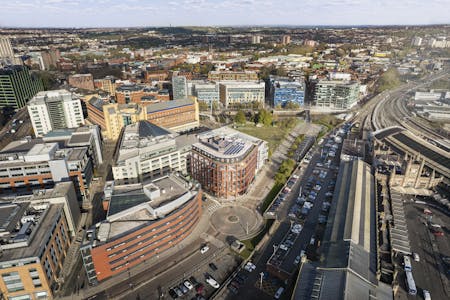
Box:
[210,205,262,240]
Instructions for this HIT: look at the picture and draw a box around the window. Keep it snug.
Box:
[2,272,24,293]
[29,268,41,288]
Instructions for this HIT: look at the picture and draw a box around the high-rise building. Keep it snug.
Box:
[282,35,291,45]
[314,80,360,109]
[0,37,20,65]
[269,76,305,108]
[172,75,188,100]
[112,121,196,184]
[0,65,43,108]
[411,36,423,47]
[27,90,85,137]
[252,35,262,44]
[190,126,268,199]
[219,82,265,108]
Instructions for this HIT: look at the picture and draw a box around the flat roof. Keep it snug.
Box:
[146,98,195,113]
[0,204,64,262]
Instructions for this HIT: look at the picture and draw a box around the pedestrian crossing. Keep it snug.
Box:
[206,202,222,214]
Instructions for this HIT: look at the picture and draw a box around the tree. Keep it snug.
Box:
[255,109,272,126]
[376,68,402,93]
[234,110,246,124]
[285,101,300,110]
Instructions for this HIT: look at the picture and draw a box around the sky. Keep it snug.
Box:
[1,0,449,27]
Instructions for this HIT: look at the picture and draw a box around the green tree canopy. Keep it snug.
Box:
[234,110,246,124]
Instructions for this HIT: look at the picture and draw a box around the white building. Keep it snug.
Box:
[219,81,265,108]
[411,37,423,47]
[188,81,220,108]
[112,121,197,184]
[27,90,85,137]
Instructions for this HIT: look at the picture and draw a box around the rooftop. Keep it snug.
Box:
[97,174,199,241]
[29,89,78,105]
[0,202,64,262]
[145,97,195,113]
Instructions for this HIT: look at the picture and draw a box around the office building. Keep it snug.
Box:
[219,82,265,108]
[208,71,258,82]
[103,103,147,140]
[314,80,360,109]
[146,97,199,133]
[80,174,202,284]
[269,76,305,107]
[0,201,72,300]
[27,90,85,137]
[190,127,268,199]
[0,141,94,201]
[94,76,116,96]
[112,121,196,184]
[42,125,103,167]
[86,96,107,130]
[0,65,43,108]
[172,75,188,100]
[189,81,220,108]
[292,160,392,300]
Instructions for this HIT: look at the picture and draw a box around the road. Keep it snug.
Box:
[219,126,345,300]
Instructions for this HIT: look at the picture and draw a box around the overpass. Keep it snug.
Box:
[374,127,450,180]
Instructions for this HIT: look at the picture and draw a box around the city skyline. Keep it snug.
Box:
[1,0,449,28]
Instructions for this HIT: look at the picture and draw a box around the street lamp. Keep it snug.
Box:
[259,271,264,289]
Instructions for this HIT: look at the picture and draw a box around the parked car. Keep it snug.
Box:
[179,283,188,294]
[209,262,218,271]
[195,283,204,293]
[184,280,194,290]
[205,276,220,289]
[200,245,209,254]
[169,288,179,299]
[173,287,183,297]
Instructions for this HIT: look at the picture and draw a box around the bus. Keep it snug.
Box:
[404,256,412,271]
[405,270,417,296]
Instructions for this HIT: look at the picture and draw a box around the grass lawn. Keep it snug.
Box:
[235,120,302,154]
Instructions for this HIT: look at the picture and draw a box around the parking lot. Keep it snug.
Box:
[218,124,351,300]
[164,247,239,300]
[401,201,450,300]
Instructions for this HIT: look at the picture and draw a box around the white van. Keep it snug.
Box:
[274,287,284,299]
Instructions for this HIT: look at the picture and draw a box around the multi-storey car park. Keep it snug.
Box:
[80,173,202,284]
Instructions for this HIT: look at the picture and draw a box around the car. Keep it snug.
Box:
[189,276,198,286]
[169,288,179,299]
[230,280,240,288]
[237,272,248,280]
[227,284,239,295]
[206,276,220,289]
[200,245,209,254]
[300,250,306,257]
[245,262,256,271]
[310,237,315,245]
[195,283,204,293]
[325,192,333,197]
[423,290,431,300]
[173,287,183,297]
[209,262,218,271]
[413,253,420,262]
[184,280,194,290]
[279,244,289,251]
[179,283,188,294]
[294,255,301,265]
